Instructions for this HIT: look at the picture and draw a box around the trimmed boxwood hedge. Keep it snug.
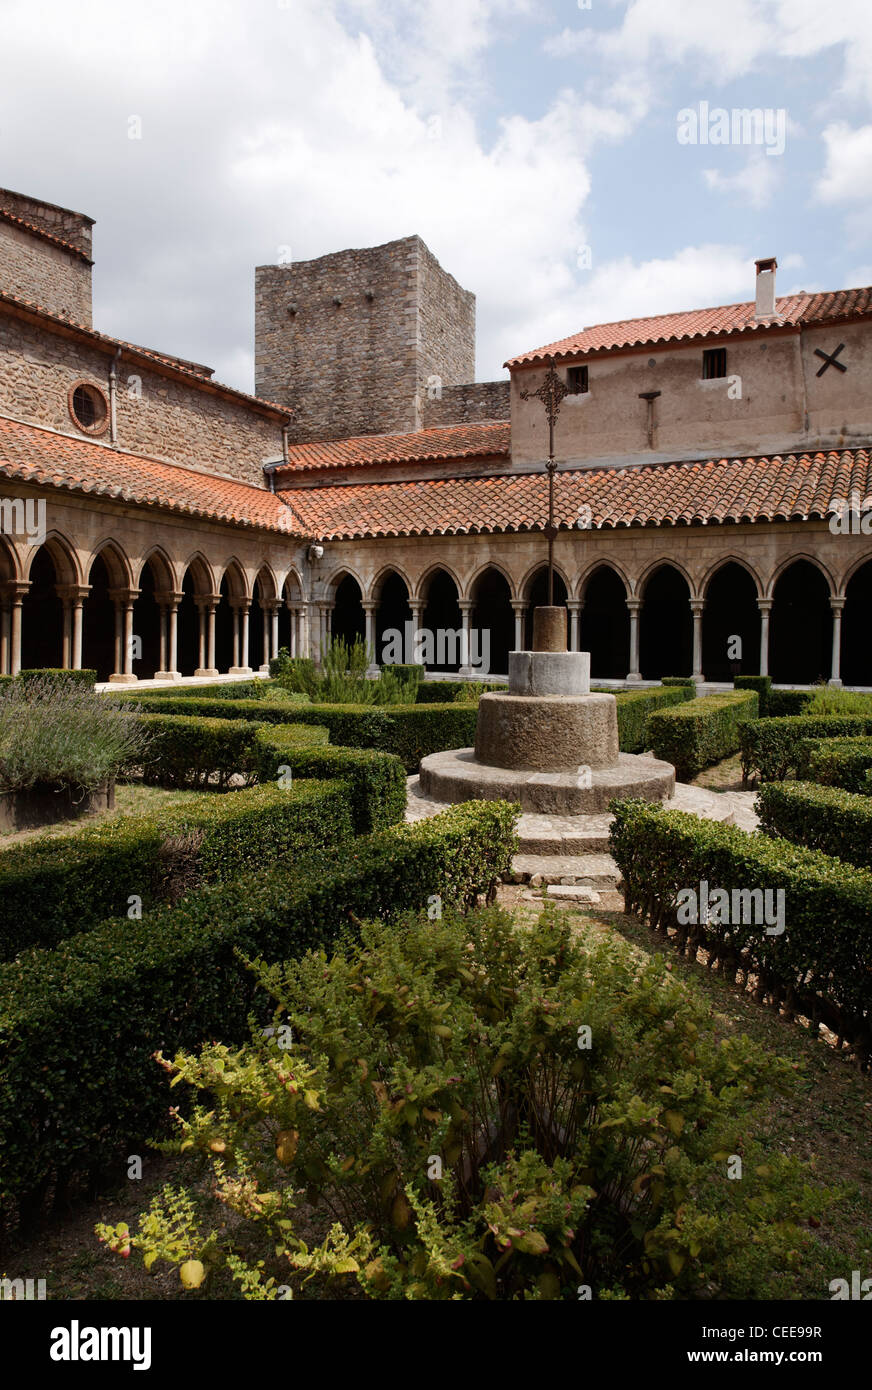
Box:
[740,715,872,784]
[416,680,505,704]
[797,737,872,793]
[734,675,771,714]
[253,726,406,833]
[647,690,759,781]
[0,799,518,1223]
[16,668,97,688]
[757,780,872,871]
[767,689,814,717]
[128,681,309,705]
[612,684,695,753]
[137,712,327,788]
[0,780,354,960]
[609,798,872,1062]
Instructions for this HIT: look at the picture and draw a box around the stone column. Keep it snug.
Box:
[207,599,217,674]
[62,597,72,670]
[828,597,845,687]
[566,600,582,653]
[261,604,270,671]
[510,600,526,652]
[9,583,26,677]
[626,598,642,683]
[408,598,425,666]
[286,600,298,658]
[108,589,139,683]
[71,586,86,670]
[690,599,705,684]
[230,602,252,674]
[458,599,474,677]
[757,598,772,678]
[195,598,219,677]
[363,600,379,675]
[167,592,182,679]
[0,593,9,675]
[158,602,168,675]
[270,602,280,663]
[196,601,207,672]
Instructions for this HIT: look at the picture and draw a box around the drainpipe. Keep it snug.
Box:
[281,421,291,466]
[109,347,122,444]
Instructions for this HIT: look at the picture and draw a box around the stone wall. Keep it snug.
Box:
[422,379,510,428]
[0,221,93,327]
[255,235,475,444]
[0,311,284,486]
[0,189,93,258]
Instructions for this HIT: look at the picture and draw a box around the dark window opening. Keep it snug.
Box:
[567,365,589,394]
[70,382,108,433]
[702,347,727,380]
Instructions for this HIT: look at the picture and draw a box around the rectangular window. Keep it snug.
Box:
[567,365,589,394]
[702,347,727,379]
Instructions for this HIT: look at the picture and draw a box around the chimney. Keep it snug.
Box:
[754,257,777,320]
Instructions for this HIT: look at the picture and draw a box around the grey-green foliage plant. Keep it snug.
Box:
[0,676,149,794]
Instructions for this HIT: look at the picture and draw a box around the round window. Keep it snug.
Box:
[68,381,109,435]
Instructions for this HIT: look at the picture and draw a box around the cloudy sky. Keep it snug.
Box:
[3,0,872,393]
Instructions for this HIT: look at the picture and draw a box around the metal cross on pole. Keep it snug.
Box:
[519,355,570,605]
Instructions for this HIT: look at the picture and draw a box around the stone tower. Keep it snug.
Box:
[255,234,475,444]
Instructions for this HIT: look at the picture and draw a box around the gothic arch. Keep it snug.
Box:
[577,558,630,602]
[765,552,835,601]
[23,531,79,586]
[415,562,464,603]
[701,554,763,599]
[368,563,414,604]
[85,538,133,591]
[637,555,696,601]
[463,559,517,603]
[136,545,176,592]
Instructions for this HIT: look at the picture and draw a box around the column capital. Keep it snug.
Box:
[458,599,475,614]
[195,594,220,613]
[3,580,30,602]
[565,599,583,613]
[757,598,773,613]
[108,587,140,605]
[510,599,527,614]
[625,598,642,613]
[829,596,846,612]
[55,584,90,603]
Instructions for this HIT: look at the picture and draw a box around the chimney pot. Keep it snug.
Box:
[755,257,777,320]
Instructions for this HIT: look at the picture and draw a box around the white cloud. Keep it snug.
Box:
[816,123,872,203]
[703,153,780,209]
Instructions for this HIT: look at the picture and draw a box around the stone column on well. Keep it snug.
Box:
[566,600,582,653]
[828,597,845,687]
[363,600,380,675]
[458,599,474,677]
[626,598,642,683]
[690,599,705,684]
[757,598,772,677]
[510,600,526,652]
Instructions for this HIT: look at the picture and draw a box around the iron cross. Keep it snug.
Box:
[520,355,570,605]
[814,343,847,376]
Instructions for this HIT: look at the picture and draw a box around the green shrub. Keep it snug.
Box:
[0,780,354,960]
[739,716,872,784]
[612,685,695,754]
[416,680,504,704]
[136,713,326,789]
[660,676,696,688]
[767,689,813,717]
[756,780,872,871]
[798,737,872,793]
[113,695,309,724]
[734,675,771,715]
[0,675,13,692]
[0,677,148,794]
[609,799,872,1062]
[253,727,406,832]
[16,668,97,689]
[387,663,425,686]
[804,686,872,716]
[0,801,518,1222]
[97,904,828,1301]
[125,684,309,706]
[269,653,319,697]
[646,691,758,781]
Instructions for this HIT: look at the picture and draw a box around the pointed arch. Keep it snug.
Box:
[463,558,517,603]
[577,558,629,602]
[580,564,630,679]
[415,561,464,603]
[136,545,176,592]
[766,552,835,601]
[701,553,763,600]
[23,530,79,586]
[85,538,134,591]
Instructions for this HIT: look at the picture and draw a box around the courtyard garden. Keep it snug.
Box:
[0,658,870,1301]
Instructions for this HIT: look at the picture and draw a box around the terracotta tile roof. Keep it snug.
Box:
[278,421,511,473]
[0,416,302,535]
[505,287,872,367]
[0,208,92,263]
[0,291,291,418]
[281,448,872,539]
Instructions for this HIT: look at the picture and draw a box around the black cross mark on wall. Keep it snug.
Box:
[814,343,847,376]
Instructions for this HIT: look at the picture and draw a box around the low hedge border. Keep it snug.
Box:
[609,798,872,1062]
[127,682,310,705]
[137,713,327,788]
[0,800,518,1223]
[16,668,97,689]
[252,726,406,833]
[0,780,354,960]
[612,684,695,753]
[767,689,814,717]
[756,780,872,871]
[797,737,872,793]
[739,716,872,784]
[416,680,505,704]
[647,690,759,781]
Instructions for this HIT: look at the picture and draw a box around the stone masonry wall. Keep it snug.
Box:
[0,189,93,258]
[0,312,283,486]
[422,380,510,428]
[255,235,476,444]
[0,221,93,327]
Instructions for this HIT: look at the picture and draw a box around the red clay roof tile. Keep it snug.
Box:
[278,421,510,473]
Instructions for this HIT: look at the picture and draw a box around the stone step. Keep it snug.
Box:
[510,853,620,889]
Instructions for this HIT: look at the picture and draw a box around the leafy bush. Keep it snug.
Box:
[756,780,872,871]
[734,675,771,716]
[269,651,319,697]
[253,727,406,832]
[0,675,12,692]
[609,798,872,1063]
[0,780,354,960]
[798,737,872,793]
[766,689,813,717]
[612,685,695,754]
[804,686,872,716]
[660,676,696,688]
[739,716,872,784]
[646,691,758,781]
[0,801,517,1224]
[136,713,326,789]
[16,668,97,689]
[97,904,829,1301]
[0,677,148,794]
[416,680,504,704]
